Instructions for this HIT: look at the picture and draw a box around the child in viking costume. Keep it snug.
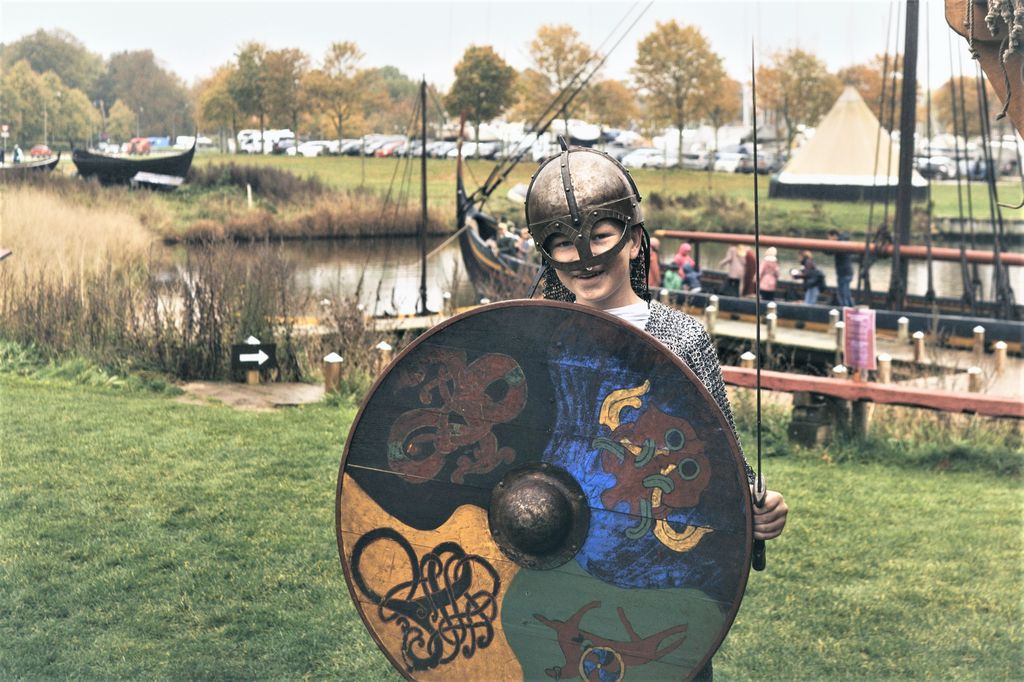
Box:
[524,143,788,678]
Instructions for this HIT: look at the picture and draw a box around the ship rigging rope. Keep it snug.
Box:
[978,0,1024,119]
[860,0,898,296]
[925,9,936,304]
[956,44,984,305]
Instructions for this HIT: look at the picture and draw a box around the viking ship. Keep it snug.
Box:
[72,140,195,185]
[0,152,61,177]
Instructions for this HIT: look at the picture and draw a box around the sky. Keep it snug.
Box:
[1,0,974,92]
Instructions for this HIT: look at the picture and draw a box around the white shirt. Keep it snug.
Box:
[604,302,651,330]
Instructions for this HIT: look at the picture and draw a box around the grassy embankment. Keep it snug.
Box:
[0,369,1020,680]
[36,152,1023,244]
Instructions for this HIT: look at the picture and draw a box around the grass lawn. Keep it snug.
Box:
[189,152,1024,236]
[2,374,1021,680]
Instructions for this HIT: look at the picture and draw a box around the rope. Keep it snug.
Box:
[956,46,983,304]
[750,41,765,574]
[925,9,936,305]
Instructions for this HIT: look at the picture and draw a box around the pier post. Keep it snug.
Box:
[829,308,840,329]
[704,304,718,335]
[834,320,845,366]
[831,364,848,379]
[766,301,777,319]
[973,325,986,362]
[442,291,452,316]
[766,312,777,341]
[877,353,892,384]
[323,352,343,393]
[374,341,393,375]
[967,366,984,393]
[851,367,870,439]
[659,288,669,306]
[912,331,926,364]
[897,316,910,343]
[246,370,260,386]
[740,351,756,368]
[994,341,1008,374]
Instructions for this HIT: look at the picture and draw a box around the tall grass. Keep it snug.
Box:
[0,185,395,385]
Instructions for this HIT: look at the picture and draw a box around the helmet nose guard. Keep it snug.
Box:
[525,137,643,272]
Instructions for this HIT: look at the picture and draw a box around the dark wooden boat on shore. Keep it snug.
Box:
[0,152,61,177]
[72,141,195,185]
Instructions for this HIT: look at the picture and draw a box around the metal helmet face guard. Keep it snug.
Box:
[525,141,643,272]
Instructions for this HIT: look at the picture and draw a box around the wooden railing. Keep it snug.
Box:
[722,366,1023,419]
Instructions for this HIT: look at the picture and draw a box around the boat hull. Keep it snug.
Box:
[72,144,195,185]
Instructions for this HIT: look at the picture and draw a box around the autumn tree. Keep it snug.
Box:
[195,64,240,151]
[41,71,100,147]
[0,59,98,147]
[0,28,104,97]
[837,53,906,127]
[96,50,193,138]
[932,76,998,137]
[305,42,375,144]
[228,42,269,150]
[263,47,309,139]
[446,46,517,153]
[582,79,639,130]
[705,76,742,154]
[632,21,725,165]
[757,48,842,153]
[525,25,595,132]
[106,99,136,142]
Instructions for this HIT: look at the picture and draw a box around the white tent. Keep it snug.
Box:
[770,86,927,201]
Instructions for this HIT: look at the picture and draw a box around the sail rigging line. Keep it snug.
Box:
[948,29,975,312]
[860,0,898,297]
[956,45,983,305]
[378,92,424,223]
[924,6,936,306]
[975,64,1017,318]
[468,2,653,206]
[880,3,904,235]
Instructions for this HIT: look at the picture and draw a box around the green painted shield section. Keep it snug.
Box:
[501,562,727,681]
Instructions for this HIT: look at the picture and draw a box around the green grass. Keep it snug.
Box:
[2,373,1021,680]
[190,153,1024,236]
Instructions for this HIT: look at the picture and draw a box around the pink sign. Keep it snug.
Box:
[843,308,877,370]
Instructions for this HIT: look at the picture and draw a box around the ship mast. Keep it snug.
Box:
[889,0,920,310]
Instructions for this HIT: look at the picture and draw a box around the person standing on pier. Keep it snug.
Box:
[718,243,747,297]
[759,247,779,301]
[741,243,758,296]
[828,229,854,308]
[793,250,825,305]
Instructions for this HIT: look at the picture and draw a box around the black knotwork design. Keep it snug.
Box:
[350,527,501,673]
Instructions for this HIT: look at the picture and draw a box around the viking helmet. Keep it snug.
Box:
[525,138,643,272]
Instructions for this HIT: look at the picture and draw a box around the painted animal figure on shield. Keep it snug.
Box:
[591,380,714,552]
[534,600,689,681]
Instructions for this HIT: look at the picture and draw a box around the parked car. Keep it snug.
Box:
[29,144,52,157]
[294,141,329,157]
[272,138,296,155]
[712,151,745,173]
[736,151,780,174]
[375,139,406,157]
[681,151,711,170]
[916,155,956,180]
[620,148,662,168]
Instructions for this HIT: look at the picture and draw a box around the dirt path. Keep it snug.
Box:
[176,381,325,411]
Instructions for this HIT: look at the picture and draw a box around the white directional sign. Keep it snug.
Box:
[231,343,277,370]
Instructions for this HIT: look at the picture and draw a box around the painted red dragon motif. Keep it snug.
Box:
[386,348,527,483]
[591,380,713,552]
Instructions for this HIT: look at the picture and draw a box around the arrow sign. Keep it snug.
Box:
[231,343,277,370]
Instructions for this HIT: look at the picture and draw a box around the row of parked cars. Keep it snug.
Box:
[272,136,507,160]
[610,143,787,173]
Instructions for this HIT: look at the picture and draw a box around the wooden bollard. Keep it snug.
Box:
[659,288,669,305]
[851,367,870,439]
[828,308,840,329]
[442,291,452,316]
[246,370,260,386]
[994,341,1008,374]
[912,331,926,364]
[374,341,393,375]
[480,297,491,305]
[877,353,892,384]
[323,352,343,393]
[766,312,778,341]
[967,366,983,392]
[832,364,848,378]
[973,325,986,361]
[704,304,718,334]
[834,321,845,365]
[766,301,778,318]
[897,316,910,343]
[709,294,719,309]
[740,351,756,368]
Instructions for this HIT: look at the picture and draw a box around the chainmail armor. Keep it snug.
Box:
[645,301,755,484]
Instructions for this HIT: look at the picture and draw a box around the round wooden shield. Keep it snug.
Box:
[336,300,752,681]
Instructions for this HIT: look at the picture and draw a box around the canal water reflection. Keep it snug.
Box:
[179,235,1018,316]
